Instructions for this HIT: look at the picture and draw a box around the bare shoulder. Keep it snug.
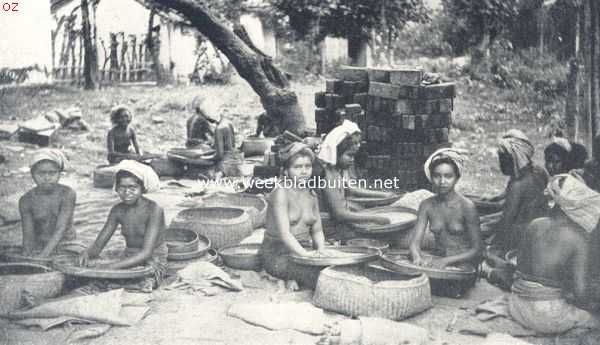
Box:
[269,187,288,204]
[458,193,476,209]
[19,189,35,207]
[419,196,435,212]
[58,184,76,198]
[142,197,163,212]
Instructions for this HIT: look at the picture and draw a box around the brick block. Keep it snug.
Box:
[339,65,369,81]
[326,79,344,93]
[342,81,358,98]
[355,80,369,93]
[394,99,417,115]
[419,83,456,99]
[398,85,422,99]
[314,92,326,108]
[353,93,368,108]
[325,94,344,110]
[368,82,403,99]
[439,98,453,113]
[389,68,424,86]
[367,68,391,83]
[314,108,330,122]
[345,103,363,115]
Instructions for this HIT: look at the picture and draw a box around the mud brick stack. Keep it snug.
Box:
[314,66,456,190]
[364,67,455,189]
[314,66,369,135]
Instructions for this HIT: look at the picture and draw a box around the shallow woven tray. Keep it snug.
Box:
[167,233,210,261]
[1,246,77,266]
[167,249,218,271]
[351,206,418,234]
[346,238,390,252]
[219,243,262,271]
[290,246,380,267]
[380,252,476,281]
[167,147,216,166]
[313,265,431,320]
[348,194,402,208]
[165,228,200,254]
[52,256,155,279]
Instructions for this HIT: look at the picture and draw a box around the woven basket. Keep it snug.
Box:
[313,265,432,321]
[0,263,65,314]
[93,164,118,189]
[169,207,253,249]
[165,228,200,254]
[150,157,184,177]
[201,193,268,228]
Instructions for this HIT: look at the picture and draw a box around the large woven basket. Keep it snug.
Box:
[93,164,118,189]
[169,207,253,249]
[313,265,432,321]
[0,263,65,314]
[241,137,274,157]
[201,193,268,229]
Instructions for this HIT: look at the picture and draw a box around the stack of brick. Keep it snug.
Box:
[363,67,455,189]
[314,66,369,135]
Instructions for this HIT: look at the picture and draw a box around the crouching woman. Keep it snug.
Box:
[260,143,326,289]
[79,161,167,288]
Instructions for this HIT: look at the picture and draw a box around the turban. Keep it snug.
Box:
[423,148,468,182]
[115,160,161,193]
[30,148,69,171]
[317,120,361,166]
[279,142,314,166]
[547,174,600,233]
[498,129,534,178]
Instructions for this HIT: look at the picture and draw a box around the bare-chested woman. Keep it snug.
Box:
[316,121,392,240]
[509,174,600,334]
[19,149,79,257]
[260,142,326,289]
[79,161,166,286]
[409,148,482,269]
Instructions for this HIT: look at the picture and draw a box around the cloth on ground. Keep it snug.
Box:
[423,148,468,182]
[227,302,326,335]
[481,333,534,345]
[165,261,243,295]
[329,317,428,345]
[114,160,161,193]
[498,129,534,179]
[547,174,600,233]
[5,289,149,329]
[317,120,360,166]
[240,228,265,244]
[475,296,511,321]
[508,277,598,334]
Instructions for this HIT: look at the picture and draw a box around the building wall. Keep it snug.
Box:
[0,2,53,69]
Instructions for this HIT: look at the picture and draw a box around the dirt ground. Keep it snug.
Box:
[0,75,583,345]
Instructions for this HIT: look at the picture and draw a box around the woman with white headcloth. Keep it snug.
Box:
[316,120,393,239]
[409,148,483,269]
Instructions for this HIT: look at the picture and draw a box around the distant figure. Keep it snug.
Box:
[19,149,80,257]
[572,134,600,192]
[186,96,217,148]
[107,105,141,164]
[254,112,281,138]
[509,174,600,334]
[544,137,587,176]
[215,113,236,161]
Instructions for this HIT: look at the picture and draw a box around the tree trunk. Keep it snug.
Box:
[147,8,165,86]
[348,35,368,66]
[81,0,98,90]
[147,0,305,134]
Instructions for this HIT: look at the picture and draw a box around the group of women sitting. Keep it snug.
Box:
[15,115,600,332]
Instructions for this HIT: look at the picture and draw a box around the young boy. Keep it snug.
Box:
[107,105,142,164]
[79,162,167,286]
[19,149,77,257]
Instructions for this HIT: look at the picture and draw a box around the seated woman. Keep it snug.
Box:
[482,129,548,253]
[107,105,142,164]
[214,113,236,161]
[260,142,326,289]
[509,174,600,334]
[186,96,217,148]
[544,136,587,176]
[79,161,166,288]
[316,120,392,240]
[19,149,80,257]
[409,149,482,297]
